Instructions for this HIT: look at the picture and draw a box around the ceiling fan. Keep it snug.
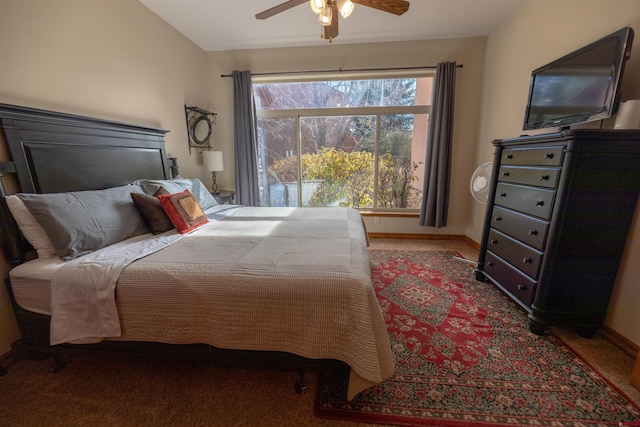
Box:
[255,0,410,43]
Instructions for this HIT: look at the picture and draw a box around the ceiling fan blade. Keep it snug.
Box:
[352,0,410,16]
[255,0,308,20]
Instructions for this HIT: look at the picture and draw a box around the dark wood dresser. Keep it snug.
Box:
[475,129,640,337]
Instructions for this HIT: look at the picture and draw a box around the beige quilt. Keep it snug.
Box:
[111,207,394,399]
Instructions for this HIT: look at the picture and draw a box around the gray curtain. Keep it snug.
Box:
[232,70,260,206]
[419,61,457,228]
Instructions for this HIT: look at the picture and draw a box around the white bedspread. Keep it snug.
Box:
[50,206,394,399]
[50,205,238,344]
[49,232,185,344]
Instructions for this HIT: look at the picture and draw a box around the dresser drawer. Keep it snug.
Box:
[484,251,537,307]
[494,182,555,220]
[487,229,542,279]
[491,206,549,250]
[498,166,560,189]
[501,146,564,166]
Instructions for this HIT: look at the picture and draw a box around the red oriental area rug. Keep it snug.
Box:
[314,249,640,427]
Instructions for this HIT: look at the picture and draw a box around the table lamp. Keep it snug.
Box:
[203,150,224,194]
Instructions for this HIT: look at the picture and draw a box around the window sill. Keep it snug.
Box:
[359,210,419,218]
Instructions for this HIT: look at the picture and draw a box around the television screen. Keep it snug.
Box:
[523,27,634,130]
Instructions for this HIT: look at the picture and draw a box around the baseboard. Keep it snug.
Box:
[600,325,640,359]
[632,352,640,390]
[462,235,481,250]
[368,232,464,241]
[600,326,639,391]
[367,232,481,251]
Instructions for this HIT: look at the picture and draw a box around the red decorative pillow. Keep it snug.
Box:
[157,190,208,234]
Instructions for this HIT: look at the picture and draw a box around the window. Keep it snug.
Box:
[253,74,433,210]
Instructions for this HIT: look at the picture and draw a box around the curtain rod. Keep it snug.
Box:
[220,64,463,78]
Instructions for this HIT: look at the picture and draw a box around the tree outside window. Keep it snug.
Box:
[253,75,432,210]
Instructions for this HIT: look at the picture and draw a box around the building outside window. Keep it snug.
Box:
[253,73,433,211]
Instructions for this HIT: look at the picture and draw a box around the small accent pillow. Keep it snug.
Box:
[18,184,149,260]
[5,195,58,258]
[131,187,174,234]
[133,178,218,211]
[158,190,208,234]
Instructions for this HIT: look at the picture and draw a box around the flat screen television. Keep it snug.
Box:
[523,26,634,131]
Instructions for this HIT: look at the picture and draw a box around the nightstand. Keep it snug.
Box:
[212,190,235,204]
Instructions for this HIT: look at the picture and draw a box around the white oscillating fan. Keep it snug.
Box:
[453,162,493,267]
[469,162,493,204]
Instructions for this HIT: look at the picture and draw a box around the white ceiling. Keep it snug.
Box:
[139,0,527,51]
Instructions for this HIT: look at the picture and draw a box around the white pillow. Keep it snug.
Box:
[5,195,57,258]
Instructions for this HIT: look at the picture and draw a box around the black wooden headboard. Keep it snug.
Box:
[0,103,171,266]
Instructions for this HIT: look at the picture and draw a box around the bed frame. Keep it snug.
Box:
[0,103,168,352]
[0,104,328,389]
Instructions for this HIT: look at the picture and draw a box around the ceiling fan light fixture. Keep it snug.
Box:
[337,0,354,18]
[318,5,332,26]
[256,0,410,45]
[309,0,325,15]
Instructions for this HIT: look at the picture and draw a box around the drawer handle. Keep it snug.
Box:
[495,216,502,221]
[517,284,527,291]
[490,239,498,244]
[499,192,507,197]
[539,174,549,181]
[544,153,554,159]
[535,200,544,206]
[502,171,510,177]
[487,262,494,267]
[522,257,532,264]
[506,154,514,159]
[528,229,538,236]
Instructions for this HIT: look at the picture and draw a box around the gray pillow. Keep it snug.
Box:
[133,178,218,210]
[18,184,149,261]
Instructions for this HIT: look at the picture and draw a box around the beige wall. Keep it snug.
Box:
[471,0,640,345]
[206,38,487,235]
[0,0,208,354]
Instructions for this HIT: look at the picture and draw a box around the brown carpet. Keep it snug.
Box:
[0,350,353,426]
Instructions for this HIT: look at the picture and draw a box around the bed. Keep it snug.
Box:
[0,103,394,400]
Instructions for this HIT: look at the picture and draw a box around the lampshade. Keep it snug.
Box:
[318,4,332,26]
[309,0,325,14]
[337,0,354,18]
[203,150,224,172]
